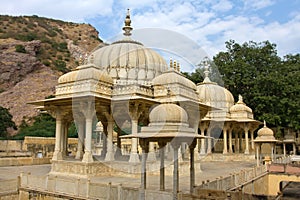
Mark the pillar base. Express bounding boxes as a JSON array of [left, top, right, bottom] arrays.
[[52, 151, 63, 161], [147, 152, 156, 162], [244, 150, 250, 155], [75, 150, 84, 159], [105, 151, 115, 161], [82, 151, 93, 163], [223, 150, 228, 154], [129, 152, 140, 163]]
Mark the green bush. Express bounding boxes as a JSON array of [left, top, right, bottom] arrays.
[[15, 44, 26, 53], [54, 60, 69, 73]]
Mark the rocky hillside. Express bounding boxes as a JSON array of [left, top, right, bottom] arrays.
[[0, 15, 104, 133]]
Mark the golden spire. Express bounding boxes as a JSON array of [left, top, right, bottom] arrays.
[[123, 9, 133, 36]]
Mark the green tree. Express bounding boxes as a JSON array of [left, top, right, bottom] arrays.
[[0, 106, 17, 138], [14, 113, 56, 139], [212, 40, 300, 132]]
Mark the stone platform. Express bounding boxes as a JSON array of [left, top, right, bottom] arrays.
[[50, 159, 202, 178]]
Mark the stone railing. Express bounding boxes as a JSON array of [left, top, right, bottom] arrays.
[[196, 164, 268, 191], [273, 155, 293, 164], [20, 173, 172, 200]]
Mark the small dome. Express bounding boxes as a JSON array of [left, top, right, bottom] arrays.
[[149, 103, 188, 124], [197, 82, 234, 111], [257, 121, 274, 136], [58, 64, 113, 84], [196, 61, 234, 111], [230, 95, 252, 113], [152, 69, 197, 90]]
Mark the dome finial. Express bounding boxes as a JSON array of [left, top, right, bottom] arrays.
[[169, 57, 173, 70], [173, 60, 177, 70], [203, 57, 211, 83], [238, 94, 243, 103], [123, 9, 133, 36]]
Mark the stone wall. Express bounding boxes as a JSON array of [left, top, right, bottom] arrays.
[[0, 157, 51, 167], [0, 140, 24, 152]]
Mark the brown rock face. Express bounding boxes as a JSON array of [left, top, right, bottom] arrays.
[[0, 39, 42, 91], [0, 15, 103, 133]]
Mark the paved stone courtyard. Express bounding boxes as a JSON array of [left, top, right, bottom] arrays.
[[0, 160, 256, 193]]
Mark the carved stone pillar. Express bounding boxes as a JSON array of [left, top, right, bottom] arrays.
[[114, 126, 122, 159], [244, 126, 250, 155], [75, 119, 84, 159], [129, 103, 142, 163], [228, 128, 233, 153], [52, 109, 63, 161], [105, 119, 115, 161], [250, 129, 255, 151], [81, 101, 95, 163], [223, 128, 228, 154], [139, 140, 149, 200], [200, 127, 206, 155], [189, 140, 196, 193], [207, 128, 212, 154], [171, 141, 181, 200], [158, 142, 166, 191]]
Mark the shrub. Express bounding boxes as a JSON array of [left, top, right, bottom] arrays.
[[15, 44, 26, 53]]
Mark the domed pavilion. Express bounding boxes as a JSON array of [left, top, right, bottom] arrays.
[[197, 61, 261, 156], [29, 9, 261, 179]]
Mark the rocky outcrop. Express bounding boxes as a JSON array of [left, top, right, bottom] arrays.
[[0, 15, 104, 132], [0, 39, 42, 91]]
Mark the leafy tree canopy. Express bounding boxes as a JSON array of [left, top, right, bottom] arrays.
[[184, 40, 300, 133], [0, 106, 17, 138]]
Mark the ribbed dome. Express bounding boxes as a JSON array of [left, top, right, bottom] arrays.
[[88, 39, 167, 82], [230, 95, 252, 113], [254, 121, 277, 142], [58, 64, 113, 84], [257, 121, 274, 136], [152, 69, 197, 90], [197, 81, 234, 111], [149, 103, 188, 124], [87, 9, 168, 83]]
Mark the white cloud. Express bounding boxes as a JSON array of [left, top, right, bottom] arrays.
[[212, 0, 233, 12], [0, 0, 113, 22], [0, 0, 299, 63], [243, 0, 275, 10]]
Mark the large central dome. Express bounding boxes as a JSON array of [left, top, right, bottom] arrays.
[[88, 10, 168, 82]]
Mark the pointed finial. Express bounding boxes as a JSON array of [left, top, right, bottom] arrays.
[[264, 120, 266, 127], [238, 94, 243, 102], [84, 53, 88, 64], [122, 9, 133, 36], [169, 57, 173, 70], [173, 60, 177, 70], [79, 54, 84, 65], [177, 62, 180, 72], [203, 57, 211, 82]]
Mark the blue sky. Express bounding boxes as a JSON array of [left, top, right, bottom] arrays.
[[1, 0, 300, 71]]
